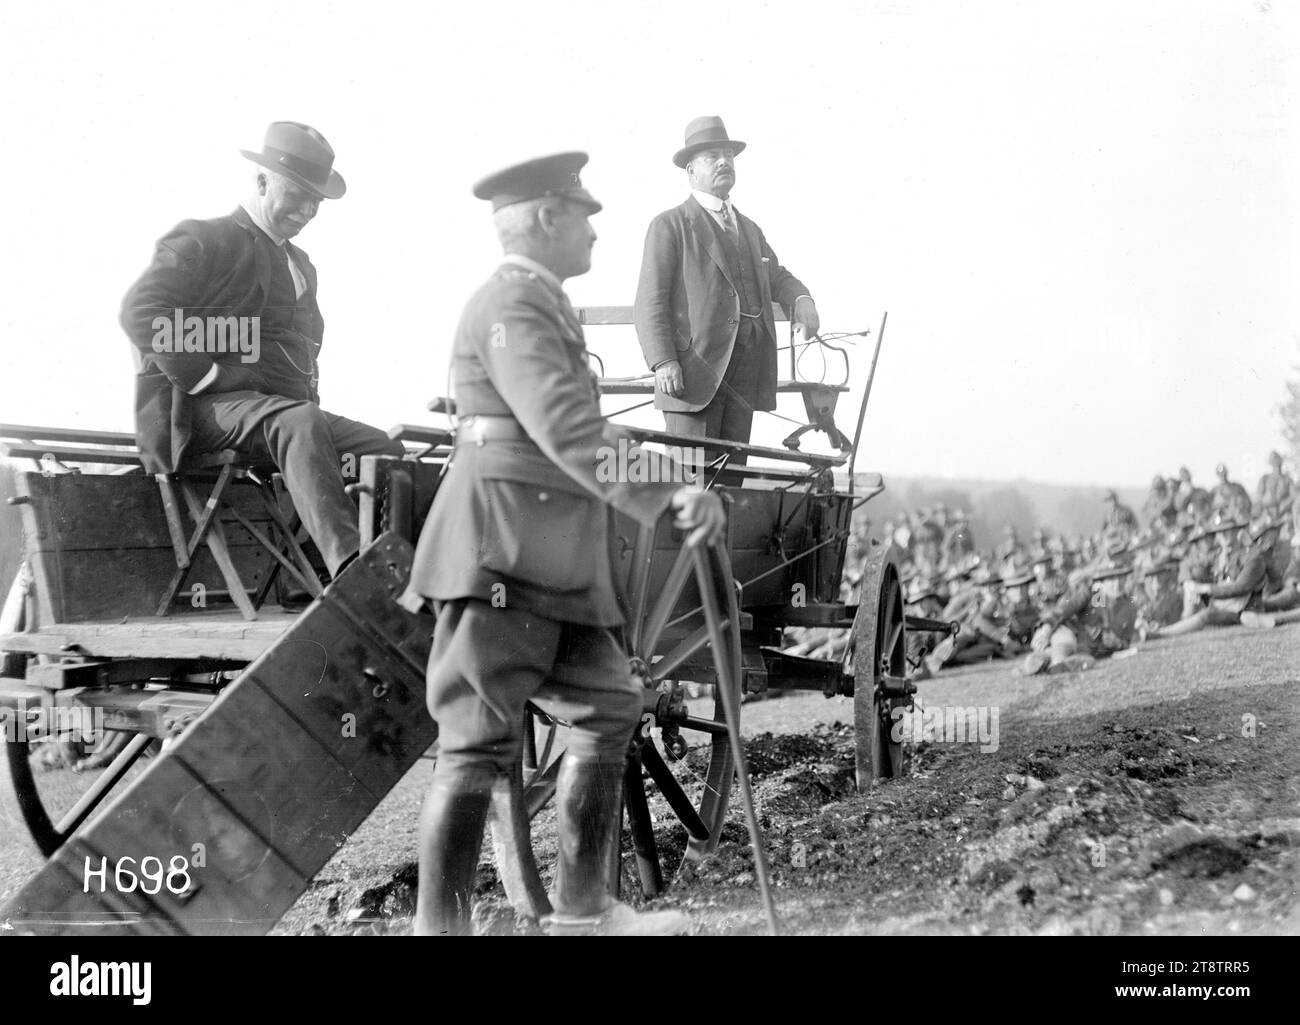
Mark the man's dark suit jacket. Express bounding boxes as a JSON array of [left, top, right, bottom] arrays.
[[633, 195, 809, 414], [120, 207, 324, 474]]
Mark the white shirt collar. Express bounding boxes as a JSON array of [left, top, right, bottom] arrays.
[[503, 252, 565, 296], [691, 188, 733, 215], [241, 199, 288, 247]]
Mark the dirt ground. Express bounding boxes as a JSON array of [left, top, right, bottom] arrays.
[[2, 623, 1297, 936], [269, 622, 1300, 936]]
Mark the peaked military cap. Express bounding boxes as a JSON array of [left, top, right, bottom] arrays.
[[1092, 563, 1132, 582], [472, 151, 602, 213]]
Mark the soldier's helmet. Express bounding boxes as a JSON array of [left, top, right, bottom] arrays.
[[916, 520, 943, 544]]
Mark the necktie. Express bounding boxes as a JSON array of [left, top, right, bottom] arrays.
[[717, 202, 739, 241]]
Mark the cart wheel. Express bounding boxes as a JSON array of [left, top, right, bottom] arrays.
[[620, 538, 741, 897], [848, 544, 908, 788], [0, 566, 157, 857]]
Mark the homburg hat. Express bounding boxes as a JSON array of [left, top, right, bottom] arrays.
[[674, 116, 747, 168]]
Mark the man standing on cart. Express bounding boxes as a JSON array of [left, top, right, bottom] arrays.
[[633, 116, 820, 450], [406, 153, 725, 936]]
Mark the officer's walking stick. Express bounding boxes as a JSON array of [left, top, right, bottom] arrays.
[[690, 539, 780, 936]]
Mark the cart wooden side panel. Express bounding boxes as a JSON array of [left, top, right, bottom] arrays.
[[13, 471, 283, 624], [0, 533, 435, 935]]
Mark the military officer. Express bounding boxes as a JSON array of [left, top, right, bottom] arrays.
[[406, 153, 725, 937]]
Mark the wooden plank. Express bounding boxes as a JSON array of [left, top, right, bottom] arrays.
[[576, 303, 789, 325], [0, 534, 436, 935], [0, 442, 143, 465], [597, 378, 849, 395], [0, 610, 299, 660], [17, 471, 281, 622], [19, 472, 277, 552], [0, 424, 139, 448], [615, 426, 846, 468]]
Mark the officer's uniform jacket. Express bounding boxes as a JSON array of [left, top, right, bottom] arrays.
[[410, 262, 679, 627]]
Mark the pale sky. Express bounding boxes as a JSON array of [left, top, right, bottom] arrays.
[[1, 0, 1295, 490]]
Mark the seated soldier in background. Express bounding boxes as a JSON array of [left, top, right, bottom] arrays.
[[1002, 569, 1042, 655], [1210, 463, 1252, 522], [1136, 556, 1185, 637], [1143, 475, 1177, 528], [1101, 490, 1139, 551], [1023, 564, 1135, 675], [904, 578, 947, 680], [1255, 450, 1293, 521], [1030, 551, 1063, 606], [943, 509, 976, 566], [1148, 519, 1283, 637], [926, 568, 1009, 672]]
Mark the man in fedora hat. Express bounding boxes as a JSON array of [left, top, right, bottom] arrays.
[[634, 116, 820, 452], [404, 152, 725, 937], [120, 121, 403, 580]]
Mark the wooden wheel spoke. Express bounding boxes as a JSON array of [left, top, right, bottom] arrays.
[[623, 524, 658, 653], [639, 546, 695, 659], [648, 624, 712, 683], [884, 619, 904, 663], [640, 743, 710, 841], [51, 732, 153, 837]]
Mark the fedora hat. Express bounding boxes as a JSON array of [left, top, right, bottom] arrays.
[[241, 121, 346, 200], [673, 116, 747, 168]]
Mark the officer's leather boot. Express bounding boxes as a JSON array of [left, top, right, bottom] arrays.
[[545, 755, 689, 937], [414, 767, 494, 936]]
